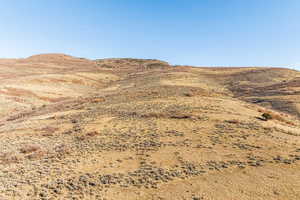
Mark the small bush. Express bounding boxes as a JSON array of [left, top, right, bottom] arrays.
[[258, 110, 295, 125], [183, 92, 193, 97], [262, 113, 273, 120]]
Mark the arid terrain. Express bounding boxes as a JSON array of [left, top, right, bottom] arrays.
[[0, 54, 299, 200]]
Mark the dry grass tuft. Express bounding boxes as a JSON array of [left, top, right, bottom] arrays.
[[0, 153, 20, 164], [76, 131, 100, 141], [225, 119, 240, 124], [20, 145, 41, 154], [141, 112, 192, 119], [141, 112, 167, 118], [91, 97, 105, 103], [38, 126, 59, 136], [25, 150, 46, 160], [54, 144, 70, 155], [86, 131, 100, 137]]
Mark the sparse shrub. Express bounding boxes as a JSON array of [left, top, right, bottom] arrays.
[[257, 108, 294, 125], [99, 63, 114, 68], [144, 62, 169, 69], [141, 112, 192, 119], [86, 131, 99, 137], [225, 119, 240, 124], [183, 92, 193, 97], [75, 135, 86, 141], [54, 144, 70, 155], [25, 150, 45, 160], [39, 126, 59, 137], [0, 153, 20, 164], [141, 112, 167, 118], [71, 119, 78, 123], [20, 145, 40, 154], [91, 98, 105, 103], [262, 113, 273, 120], [285, 121, 296, 126], [170, 114, 191, 119], [75, 131, 100, 141]]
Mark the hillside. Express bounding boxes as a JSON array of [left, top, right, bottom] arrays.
[[0, 54, 299, 200]]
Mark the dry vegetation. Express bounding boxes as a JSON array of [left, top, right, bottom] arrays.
[[0, 54, 299, 200]]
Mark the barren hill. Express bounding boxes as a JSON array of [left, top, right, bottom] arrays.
[[0, 54, 299, 200]]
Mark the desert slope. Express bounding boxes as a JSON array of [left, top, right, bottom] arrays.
[[0, 54, 299, 200]]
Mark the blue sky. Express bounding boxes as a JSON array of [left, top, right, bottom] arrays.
[[0, 0, 299, 69]]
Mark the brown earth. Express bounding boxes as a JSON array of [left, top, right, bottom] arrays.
[[0, 54, 299, 200]]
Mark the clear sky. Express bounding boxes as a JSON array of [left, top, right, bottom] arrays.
[[0, 0, 299, 69]]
